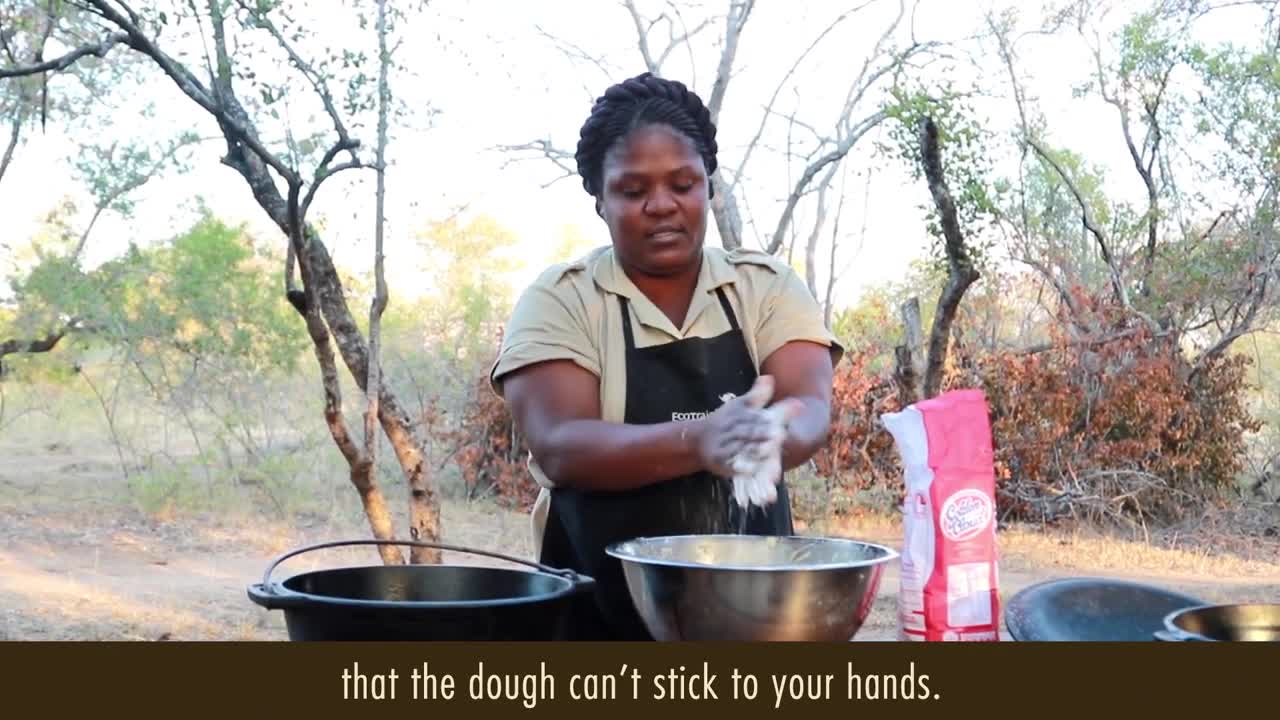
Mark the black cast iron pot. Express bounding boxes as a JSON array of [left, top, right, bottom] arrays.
[[247, 539, 595, 641], [1003, 577, 1208, 641]]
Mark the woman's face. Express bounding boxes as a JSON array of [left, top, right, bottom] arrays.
[[598, 124, 709, 277]]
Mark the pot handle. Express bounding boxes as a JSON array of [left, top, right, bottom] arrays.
[[254, 539, 590, 596], [247, 580, 313, 610]]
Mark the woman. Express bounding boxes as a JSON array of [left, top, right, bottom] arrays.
[[489, 72, 843, 640]]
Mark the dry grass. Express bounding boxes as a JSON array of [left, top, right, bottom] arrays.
[[1, 494, 1276, 642], [0, 495, 543, 641], [814, 506, 1280, 580], [1, 418, 1277, 642]]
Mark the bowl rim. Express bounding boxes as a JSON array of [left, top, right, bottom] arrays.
[[604, 533, 900, 572], [1161, 601, 1280, 641]]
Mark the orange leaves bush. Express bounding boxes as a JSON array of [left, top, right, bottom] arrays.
[[969, 319, 1259, 524], [428, 372, 536, 510], [811, 348, 904, 508], [447, 310, 1258, 527], [813, 308, 1258, 526]]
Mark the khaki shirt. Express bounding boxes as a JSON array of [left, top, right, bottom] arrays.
[[488, 244, 844, 557]]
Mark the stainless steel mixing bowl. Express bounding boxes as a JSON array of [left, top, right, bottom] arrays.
[[605, 534, 898, 641], [1158, 603, 1280, 641]]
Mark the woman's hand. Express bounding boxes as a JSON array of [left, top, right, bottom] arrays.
[[694, 375, 803, 479], [761, 341, 837, 472]]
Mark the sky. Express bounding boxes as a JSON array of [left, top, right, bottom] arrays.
[[0, 0, 1263, 314]]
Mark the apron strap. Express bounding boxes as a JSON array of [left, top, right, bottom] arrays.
[[618, 296, 637, 351], [714, 287, 740, 331]]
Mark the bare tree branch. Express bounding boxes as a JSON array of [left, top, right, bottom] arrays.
[[837, 0, 913, 133], [1025, 136, 1131, 309], [700, 0, 756, 251], [762, 105, 831, 146], [494, 138, 580, 192], [822, 163, 850, 326], [534, 24, 614, 80], [1085, 27, 1168, 295], [622, 0, 660, 73], [0, 7, 19, 64], [315, 137, 361, 176], [655, 15, 712, 70], [1190, 198, 1280, 377], [0, 113, 20, 186], [1196, 209, 1232, 245], [363, 0, 393, 560], [1016, 252, 1082, 319], [0, 31, 126, 77], [185, 0, 220, 98], [762, 3, 924, 256], [84, 0, 300, 185], [706, 0, 753, 122], [1018, 326, 1151, 355], [826, 165, 869, 323], [767, 109, 887, 254], [726, 2, 869, 195], [663, 0, 703, 87], [234, 0, 359, 162], [301, 158, 365, 219], [72, 135, 203, 260], [534, 23, 617, 102], [1190, 290, 1266, 375], [804, 163, 839, 299], [0, 327, 69, 358]]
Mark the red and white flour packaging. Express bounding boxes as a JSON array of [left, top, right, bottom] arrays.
[[881, 389, 1000, 642]]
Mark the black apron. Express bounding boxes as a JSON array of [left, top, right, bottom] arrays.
[[539, 287, 794, 640]]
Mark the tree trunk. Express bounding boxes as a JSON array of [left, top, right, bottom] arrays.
[[894, 298, 924, 406], [804, 165, 838, 299], [205, 57, 441, 562], [227, 141, 443, 562], [891, 118, 982, 405], [711, 173, 743, 250], [919, 116, 979, 399]]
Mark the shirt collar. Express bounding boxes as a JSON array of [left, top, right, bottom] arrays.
[[592, 245, 738, 338]]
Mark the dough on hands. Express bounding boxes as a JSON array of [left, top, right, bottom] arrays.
[[731, 404, 787, 510]]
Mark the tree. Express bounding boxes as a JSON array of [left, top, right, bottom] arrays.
[[502, 0, 941, 320], [987, 1, 1279, 370], [0, 0, 443, 564], [888, 114, 984, 403], [951, 0, 1280, 522], [0, 129, 200, 379]]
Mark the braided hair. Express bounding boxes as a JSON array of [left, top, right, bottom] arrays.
[[574, 72, 719, 201]]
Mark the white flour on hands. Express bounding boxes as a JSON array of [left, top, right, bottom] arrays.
[[730, 404, 788, 509]]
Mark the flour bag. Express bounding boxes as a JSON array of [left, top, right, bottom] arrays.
[[881, 389, 1000, 642]]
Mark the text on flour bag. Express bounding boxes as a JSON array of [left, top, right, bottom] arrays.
[[881, 389, 1000, 642]]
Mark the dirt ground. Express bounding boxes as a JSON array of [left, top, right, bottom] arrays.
[[1, 437, 1277, 642]]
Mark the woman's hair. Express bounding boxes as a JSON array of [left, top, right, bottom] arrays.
[[574, 72, 719, 200]]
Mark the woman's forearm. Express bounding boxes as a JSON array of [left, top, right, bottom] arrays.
[[780, 396, 832, 471], [533, 418, 710, 491], [533, 398, 831, 491]]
